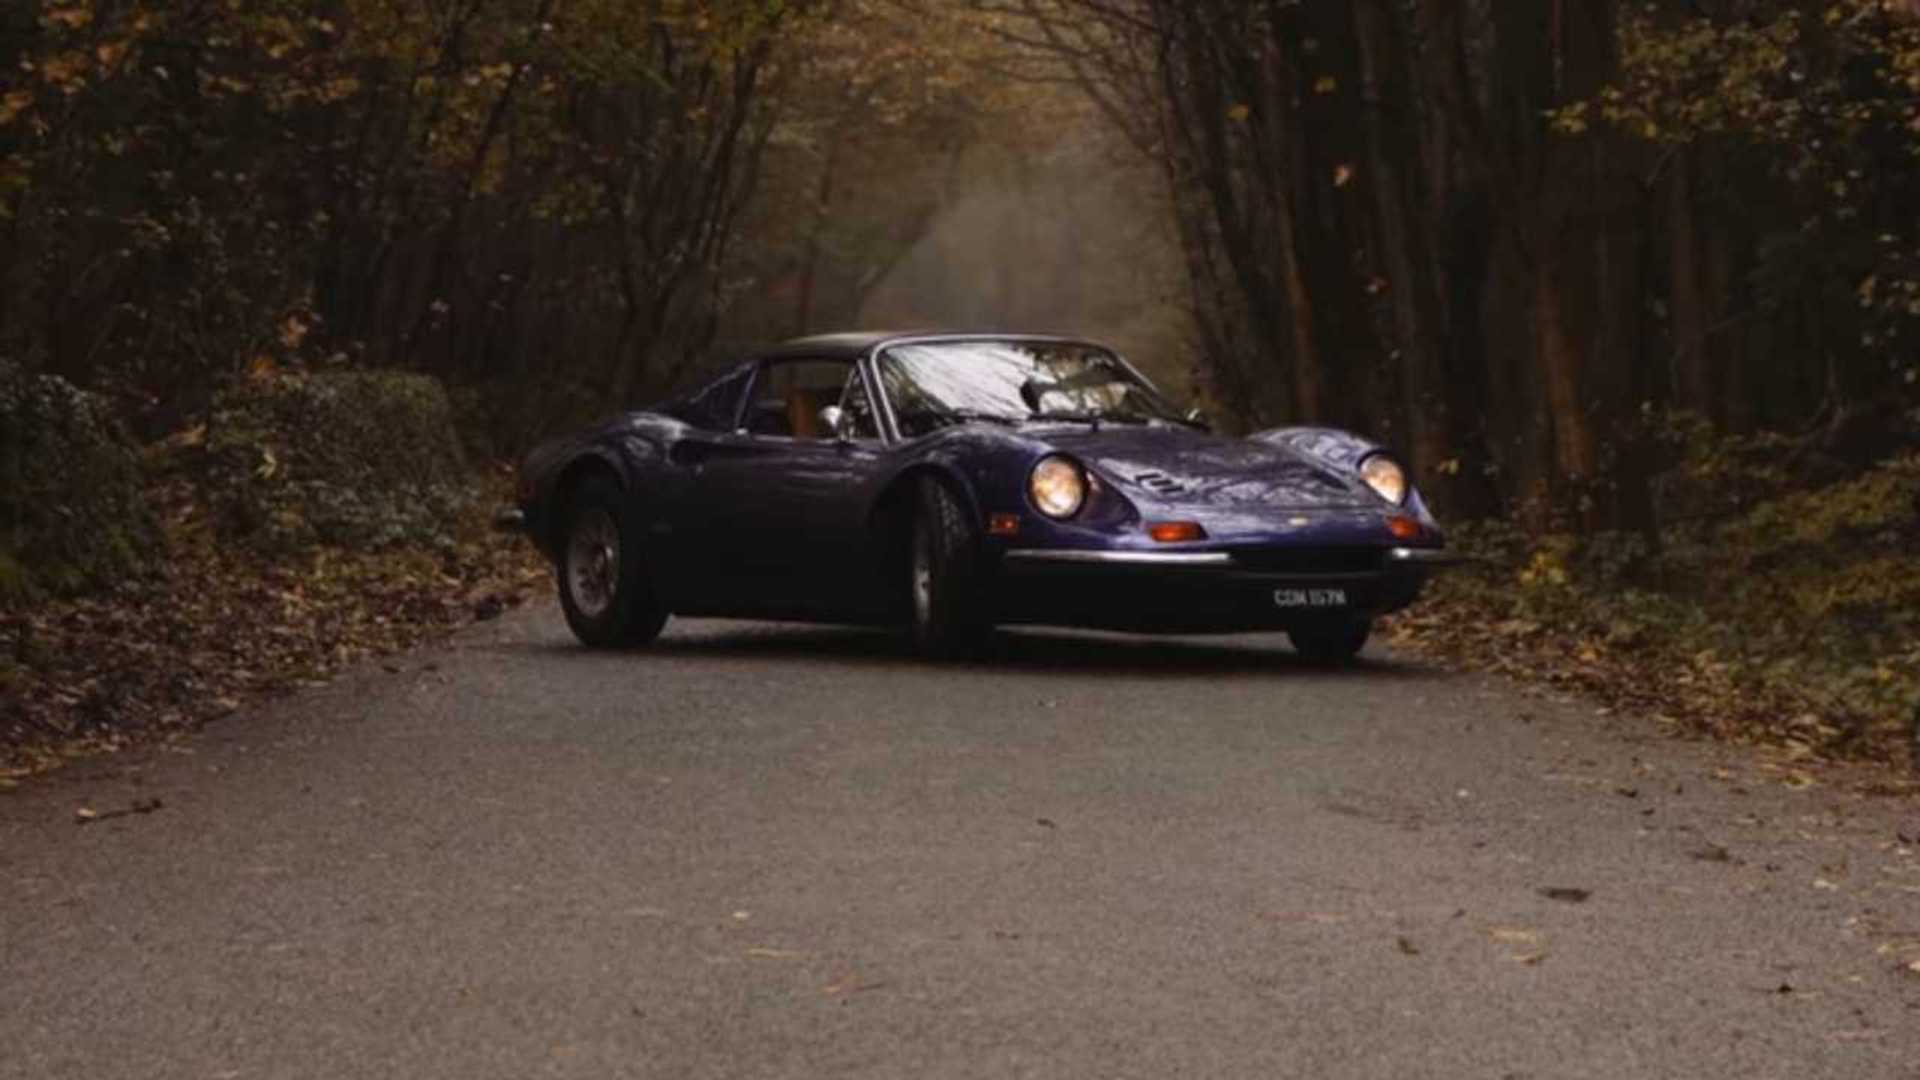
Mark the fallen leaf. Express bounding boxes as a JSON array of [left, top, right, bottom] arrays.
[[823, 973, 887, 997], [1395, 936, 1420, 956], [1538, 887, 1592, 904], [1258, 911, 1348, 925]]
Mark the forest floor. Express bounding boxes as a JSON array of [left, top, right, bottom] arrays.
[[0, 470, 548, 785], [1387, 549, 1919, 790]]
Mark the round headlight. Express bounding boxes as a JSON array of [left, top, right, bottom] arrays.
[[1029, 456, 1087, 519], [1360, 455, 1408, 505]]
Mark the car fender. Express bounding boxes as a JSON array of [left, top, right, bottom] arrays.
[[1251, 425, 1440, 528], [867, 427, 1052, 537], [1249, 426, 1387, 471], [528, 415, 682, 556]]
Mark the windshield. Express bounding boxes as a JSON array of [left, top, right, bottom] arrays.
[[877, 340, 1185, 437]]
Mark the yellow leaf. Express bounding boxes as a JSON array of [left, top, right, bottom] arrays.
[[0, 90, 32, 127], [1314, 76, 1337, 94], [43, 7, 92, 30], [1226, 103, 1251, 123]]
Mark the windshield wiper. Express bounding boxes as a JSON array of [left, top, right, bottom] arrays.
[[940, 408, 1021, 427], [1024, 411, 1153, 429]]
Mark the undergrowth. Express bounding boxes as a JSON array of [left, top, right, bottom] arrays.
[[1395, 450, 1920, 766]]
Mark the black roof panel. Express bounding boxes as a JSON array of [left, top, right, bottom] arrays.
[[762, 330, 1099, 361]]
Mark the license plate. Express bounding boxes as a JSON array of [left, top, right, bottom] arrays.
[[1273, 588, 1348, 609]]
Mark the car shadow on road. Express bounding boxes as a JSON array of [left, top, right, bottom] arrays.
[[497, 622, 1440, 680]]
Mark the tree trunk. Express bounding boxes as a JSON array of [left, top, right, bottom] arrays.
[[1669, 148, 1714, 420], [1352, 0, 1451, 494]]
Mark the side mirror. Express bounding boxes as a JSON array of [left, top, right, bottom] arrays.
[[818, 404, 854, 443], [1184, 407, 1212, 431]]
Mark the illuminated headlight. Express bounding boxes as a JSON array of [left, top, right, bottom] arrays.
[[1029, 455, 1087, 519], [1360, 455, 1408, 505]]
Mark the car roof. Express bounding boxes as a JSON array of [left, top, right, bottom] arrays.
[[761, 331, 1101, 362]]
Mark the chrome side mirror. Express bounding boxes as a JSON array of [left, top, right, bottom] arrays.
[[818, 404, 854, 443], [1184, 407, 1212, 430]]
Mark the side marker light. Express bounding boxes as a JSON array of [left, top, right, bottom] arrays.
[[1148, 521, 1207, 544]]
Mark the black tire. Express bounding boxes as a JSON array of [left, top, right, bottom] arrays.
[[909, 478, 992, 658], [1288, 616, 1372, 665], [555, 475, 669, 648]]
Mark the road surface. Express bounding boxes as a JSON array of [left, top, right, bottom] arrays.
[[5, 605, 1919, 1078]]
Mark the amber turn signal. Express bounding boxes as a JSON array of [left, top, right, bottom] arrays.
[[988, 513, 1021, 537], [1387, 515, 1422, 542], [1147, 521, 1207, 544]]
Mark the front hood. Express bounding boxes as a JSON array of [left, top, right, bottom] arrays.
[[1037, 425, 1371, 509]]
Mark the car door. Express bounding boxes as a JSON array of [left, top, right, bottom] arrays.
[[644, 364, 754, 607], [684, 358, 890, 619]]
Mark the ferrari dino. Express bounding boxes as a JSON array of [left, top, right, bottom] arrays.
[[500, 332, 1457, 661]]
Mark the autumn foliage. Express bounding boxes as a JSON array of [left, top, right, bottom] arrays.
[[1, 0, 1917, 767]]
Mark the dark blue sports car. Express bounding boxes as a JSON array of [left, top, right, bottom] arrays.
[[501, 332, 1457, 661]]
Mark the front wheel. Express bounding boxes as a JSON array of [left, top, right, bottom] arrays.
[[909, 479, 992, 658], [1288, 616, 1372, 665], [556, 476, 669, 648]]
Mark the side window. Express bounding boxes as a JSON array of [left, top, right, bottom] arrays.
[[669, 367, 752, 432], [743, 359, 856, 440], [840, 368, 882, 441]]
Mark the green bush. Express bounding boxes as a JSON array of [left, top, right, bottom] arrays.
[[206, 370, 473, 552], [0, 361, 160, 605]]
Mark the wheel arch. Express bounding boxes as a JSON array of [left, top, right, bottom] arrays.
[[541, 451, 628, 555], [871, 462, 980, 537], [866, 462, 982, 602]]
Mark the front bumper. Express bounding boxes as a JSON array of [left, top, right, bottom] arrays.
[[992, 545, 1458, 634]]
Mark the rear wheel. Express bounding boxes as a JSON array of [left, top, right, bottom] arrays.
[[1288, 616, 1372, 665], [556, 476, 669, 648], [909, 479, 992, 658]]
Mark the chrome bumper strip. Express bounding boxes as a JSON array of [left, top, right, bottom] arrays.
[[1388, 547, 1465, 565], [1007, 547, 1462, 569], [1004, 549, 1235, 567]]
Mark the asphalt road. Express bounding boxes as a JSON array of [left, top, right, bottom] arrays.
[[5, 603, 1919, 1079]]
